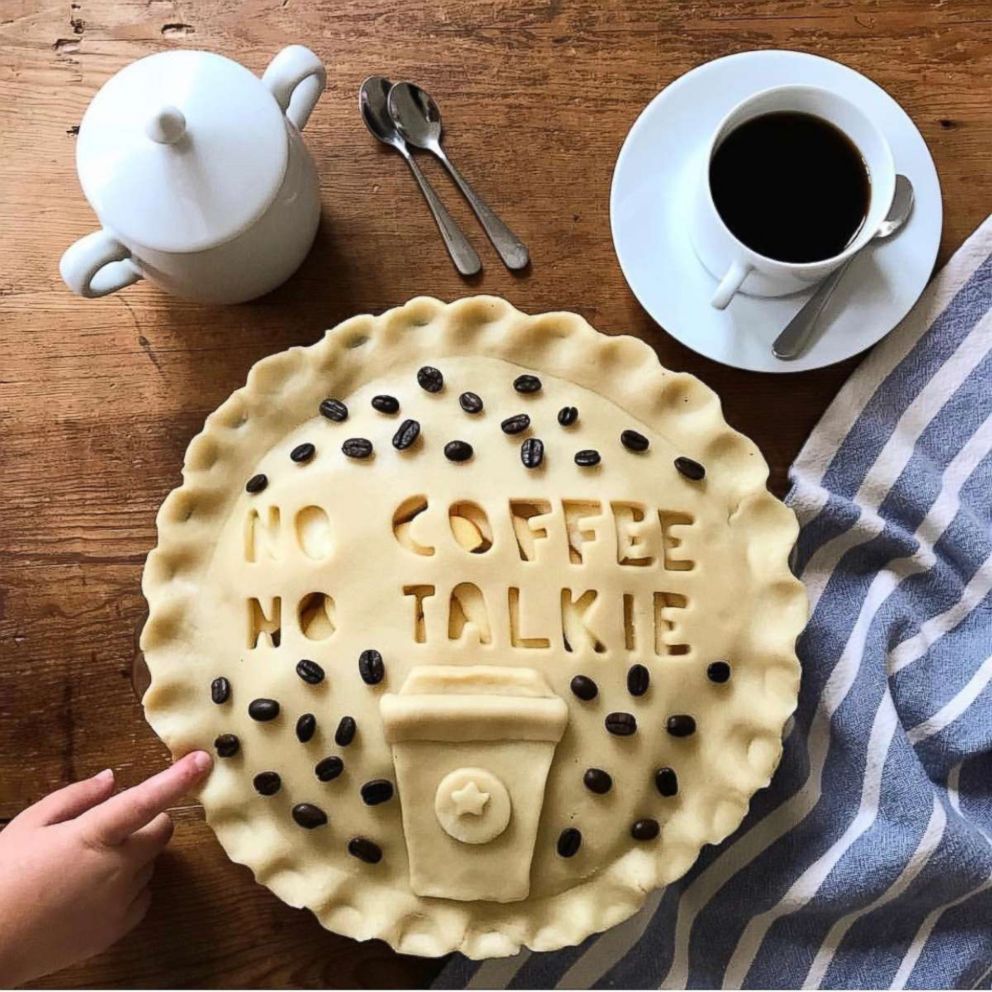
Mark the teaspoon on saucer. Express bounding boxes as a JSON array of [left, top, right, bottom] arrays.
[[772, 174, 915, 361], [387, 82, 530, 271], [359, 76, 481, 277]]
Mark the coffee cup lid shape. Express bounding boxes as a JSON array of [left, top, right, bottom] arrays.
[[381, 665, 569, 744]]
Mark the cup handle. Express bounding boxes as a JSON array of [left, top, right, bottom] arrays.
[[262, 45, 326, 132], [60, 230, 143, 298], [711, 259, 752, 310]]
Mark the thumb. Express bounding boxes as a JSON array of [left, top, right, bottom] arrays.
[[16, 769, 116, 827]]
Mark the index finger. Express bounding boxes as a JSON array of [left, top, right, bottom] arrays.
[[80, 751, 212, 846]]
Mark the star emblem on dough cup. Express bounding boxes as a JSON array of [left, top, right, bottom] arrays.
[[451, 780, 491, 817]]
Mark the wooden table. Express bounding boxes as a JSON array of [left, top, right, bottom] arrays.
[[1, 0, 990, 986]]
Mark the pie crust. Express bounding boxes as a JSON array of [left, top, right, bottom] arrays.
[[141, 296, 806, 958]]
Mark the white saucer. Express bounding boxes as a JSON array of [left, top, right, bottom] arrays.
[[610, 50, 942, 373]]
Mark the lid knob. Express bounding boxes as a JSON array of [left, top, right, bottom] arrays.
[[146, 106, 187, 145]]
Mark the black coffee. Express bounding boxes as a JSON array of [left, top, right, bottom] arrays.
[[709, 111, 870, 264]]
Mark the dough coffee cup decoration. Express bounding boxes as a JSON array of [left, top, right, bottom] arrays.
[[381, 666, 568, 902]]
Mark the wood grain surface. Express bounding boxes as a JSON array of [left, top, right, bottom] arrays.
[[1, 0, 990, 986]]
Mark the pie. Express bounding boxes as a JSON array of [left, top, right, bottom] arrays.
[[141, 296, 806, 958]]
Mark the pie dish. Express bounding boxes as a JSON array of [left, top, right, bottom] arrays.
[[141, 295, 806, 958]]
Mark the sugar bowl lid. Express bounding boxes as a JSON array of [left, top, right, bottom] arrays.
[[76, 50, 289, 254]]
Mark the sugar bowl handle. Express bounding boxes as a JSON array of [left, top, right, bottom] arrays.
[[60, 230, 143, 298], [262, 45, 326, 131]]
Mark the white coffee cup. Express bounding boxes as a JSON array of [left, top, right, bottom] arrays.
[[691, 84, 895, 310]]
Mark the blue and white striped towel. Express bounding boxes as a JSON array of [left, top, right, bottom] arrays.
[[436, 215, 992, 990]]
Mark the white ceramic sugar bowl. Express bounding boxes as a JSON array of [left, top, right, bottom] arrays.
[[60, 46, 325, 304]]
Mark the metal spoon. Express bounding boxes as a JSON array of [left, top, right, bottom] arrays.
[[772, 175, 915, 361], [387, 82, 530, 271], [359, 76, 481, 277]]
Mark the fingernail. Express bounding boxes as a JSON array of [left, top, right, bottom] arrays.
[[189, 750, 212, 774], [95, 768, 114, 783]]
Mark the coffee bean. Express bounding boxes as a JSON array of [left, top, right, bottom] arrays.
[[501, 413, 530, 435], [570, 675, 598, 701], [459, 391, 483, 414], [621, 429, 649, 453], [361, 779, 394, 805], [296, 713, 316, 743], [666, 714, 696, 737], [557, 406, 578, 426], [335, 715, 356, 746], [513, 374, 542, 394], [575, 449, 601, 467], [627, 663, 650, 697], [296, 659, 325, 685], [631, 818, 660, 841], [315, 756, 344, 782], [605, 711, 637, 736], [655, 767, 679, 797], [292, 803, 327, 829], [348, 836, 382, 863], [392, 419, 421, 450], [417, 366, 444, 393], [521, 437, 544, 469], [707, 661, 732, 683], [245, 473, 267, 494], [210, 676, 230, 704], [342, 437, 373, 459], [253, 771, 281, 795], [371, 395, 399, 414], [583, 768, 613, 794], [319, 398, 348, 422], [358, 649, 385, 685], [444, 440, 473, 462], [214, 733, 240, 757], [291, 442, 315, 463], [248, 698, 279, 722], [557, 827, 582, 857], [675, 456, 706, 481]]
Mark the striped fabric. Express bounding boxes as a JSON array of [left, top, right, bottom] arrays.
[[435, 215, 992, 990]]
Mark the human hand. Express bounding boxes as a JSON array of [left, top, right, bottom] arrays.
[[0, 751, 212, 987]]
